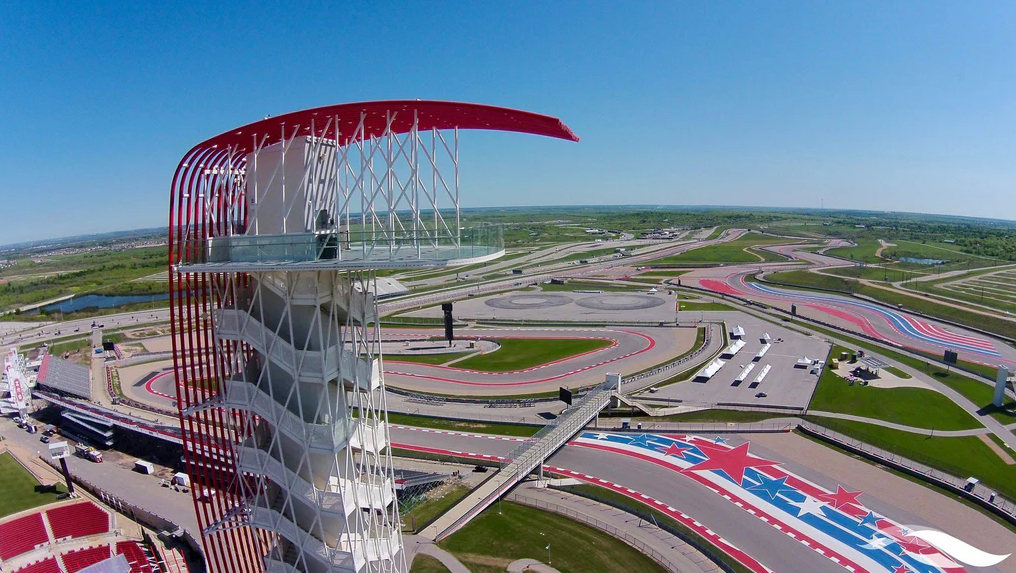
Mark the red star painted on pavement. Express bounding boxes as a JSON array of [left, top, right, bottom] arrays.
[[683, 442, 780, 484], [894, 565, 909, 573], [818, 485, 863, 509], [661, 442, 693, 459], [898, 537, 936, 555]]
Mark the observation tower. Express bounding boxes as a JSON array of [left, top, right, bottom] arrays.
[[168, 101, 577, 573]]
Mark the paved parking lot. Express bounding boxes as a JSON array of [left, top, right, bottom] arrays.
[[643, 311, 830, 410]]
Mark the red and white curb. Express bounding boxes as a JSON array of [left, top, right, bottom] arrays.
[[390, 424, 530, 442]]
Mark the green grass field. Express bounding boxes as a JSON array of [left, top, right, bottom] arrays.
[[409, 555, 451, 573], [649, 234, 796, 265], [386, 412, 540, 437], [453, 337, 613, 372], [678, 302, 733, 311], [538, 281, 643, 292], [439, 501, 667, 573], [403, 484, 471, 533], [0, 246, 168, 313], [885, 366, 912, 379], [826, 239, 883, 263], [384, 352, 471, 366], [793, 322, 1016, 423], [808, 346, 981, 430], [806, 418, 1016, 500], [824, 265, 924, 282], [0, 452, 67, 518]]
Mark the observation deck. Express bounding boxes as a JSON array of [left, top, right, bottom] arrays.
[[176, 225, 503, 273]]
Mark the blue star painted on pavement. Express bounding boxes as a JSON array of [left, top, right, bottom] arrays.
[[746, 474, 795, 500], [859, 511, 882, 528], [713, 436, 728, 444]]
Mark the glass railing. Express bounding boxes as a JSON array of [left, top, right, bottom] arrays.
[[198, 225, 503, 268]]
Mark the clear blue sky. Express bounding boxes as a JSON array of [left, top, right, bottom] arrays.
[[1, 2, 1013, 245]]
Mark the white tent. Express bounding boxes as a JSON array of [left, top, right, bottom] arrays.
[[695, 358, 726, 380]]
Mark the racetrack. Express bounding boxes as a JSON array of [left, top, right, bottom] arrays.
[[686, 268, 1016, 369], [389, 424, 1015, 573], [383, 326, 697, 396]]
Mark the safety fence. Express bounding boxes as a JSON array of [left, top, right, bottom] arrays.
[[620, 324, 717, 390], [799, 421, 1016, 525], [599, 418, 796, 434], [507, 493, 687, 573], [116, 351, 174, 368]]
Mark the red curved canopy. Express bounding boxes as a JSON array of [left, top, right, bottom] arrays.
[[195, 100, 578, 153]]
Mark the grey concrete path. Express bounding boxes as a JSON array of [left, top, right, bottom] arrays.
[[805, 410, 992, 436], [405, 535, 473, 573], [515, 484, 721, 573]]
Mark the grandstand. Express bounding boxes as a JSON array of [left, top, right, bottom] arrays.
[[61, 547, 112, 573], [0, 513, 49, 560], [0, 500, 165, 573], [36, 355, 91, 400], [15, 558, 61, 573], [47, 502, 112, 540], [115, 542, 154, 573]]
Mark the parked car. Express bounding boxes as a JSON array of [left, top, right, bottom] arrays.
[[755, 392, 767, 398]]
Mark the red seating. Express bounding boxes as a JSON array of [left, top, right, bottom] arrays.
[[14, 558, 61, 573], [60, 546, 111, 573], [0, 512, 49, 559], [46, 502, 110, 540], [116, 541, 153, 573]]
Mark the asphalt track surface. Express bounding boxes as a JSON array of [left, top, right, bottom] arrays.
[[381, 326, 694, 396], [120, 325, 690, 405], [687, 269, 1016, 369], [389, 425, 1012, 573]]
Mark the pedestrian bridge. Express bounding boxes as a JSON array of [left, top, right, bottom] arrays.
[[419, 375, 619, 541]]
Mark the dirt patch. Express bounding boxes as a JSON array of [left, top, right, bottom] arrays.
[[978, 434, 1016, 465], [456, 553, 513, 569]]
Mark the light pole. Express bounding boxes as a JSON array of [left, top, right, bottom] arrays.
[[546, 544, 551, 565]]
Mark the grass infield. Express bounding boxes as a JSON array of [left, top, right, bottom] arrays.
[[439, 501, 667, 573], [808, 345, 982, 431], [452, 337, 613, 372]]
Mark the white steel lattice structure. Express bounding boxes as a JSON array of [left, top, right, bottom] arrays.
[[168, 101, 577, 573]]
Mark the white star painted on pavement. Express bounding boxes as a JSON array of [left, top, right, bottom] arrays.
[[789, 495, 827, 517], [858, 534, 893, 551], [590, 433, 612, 440]]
